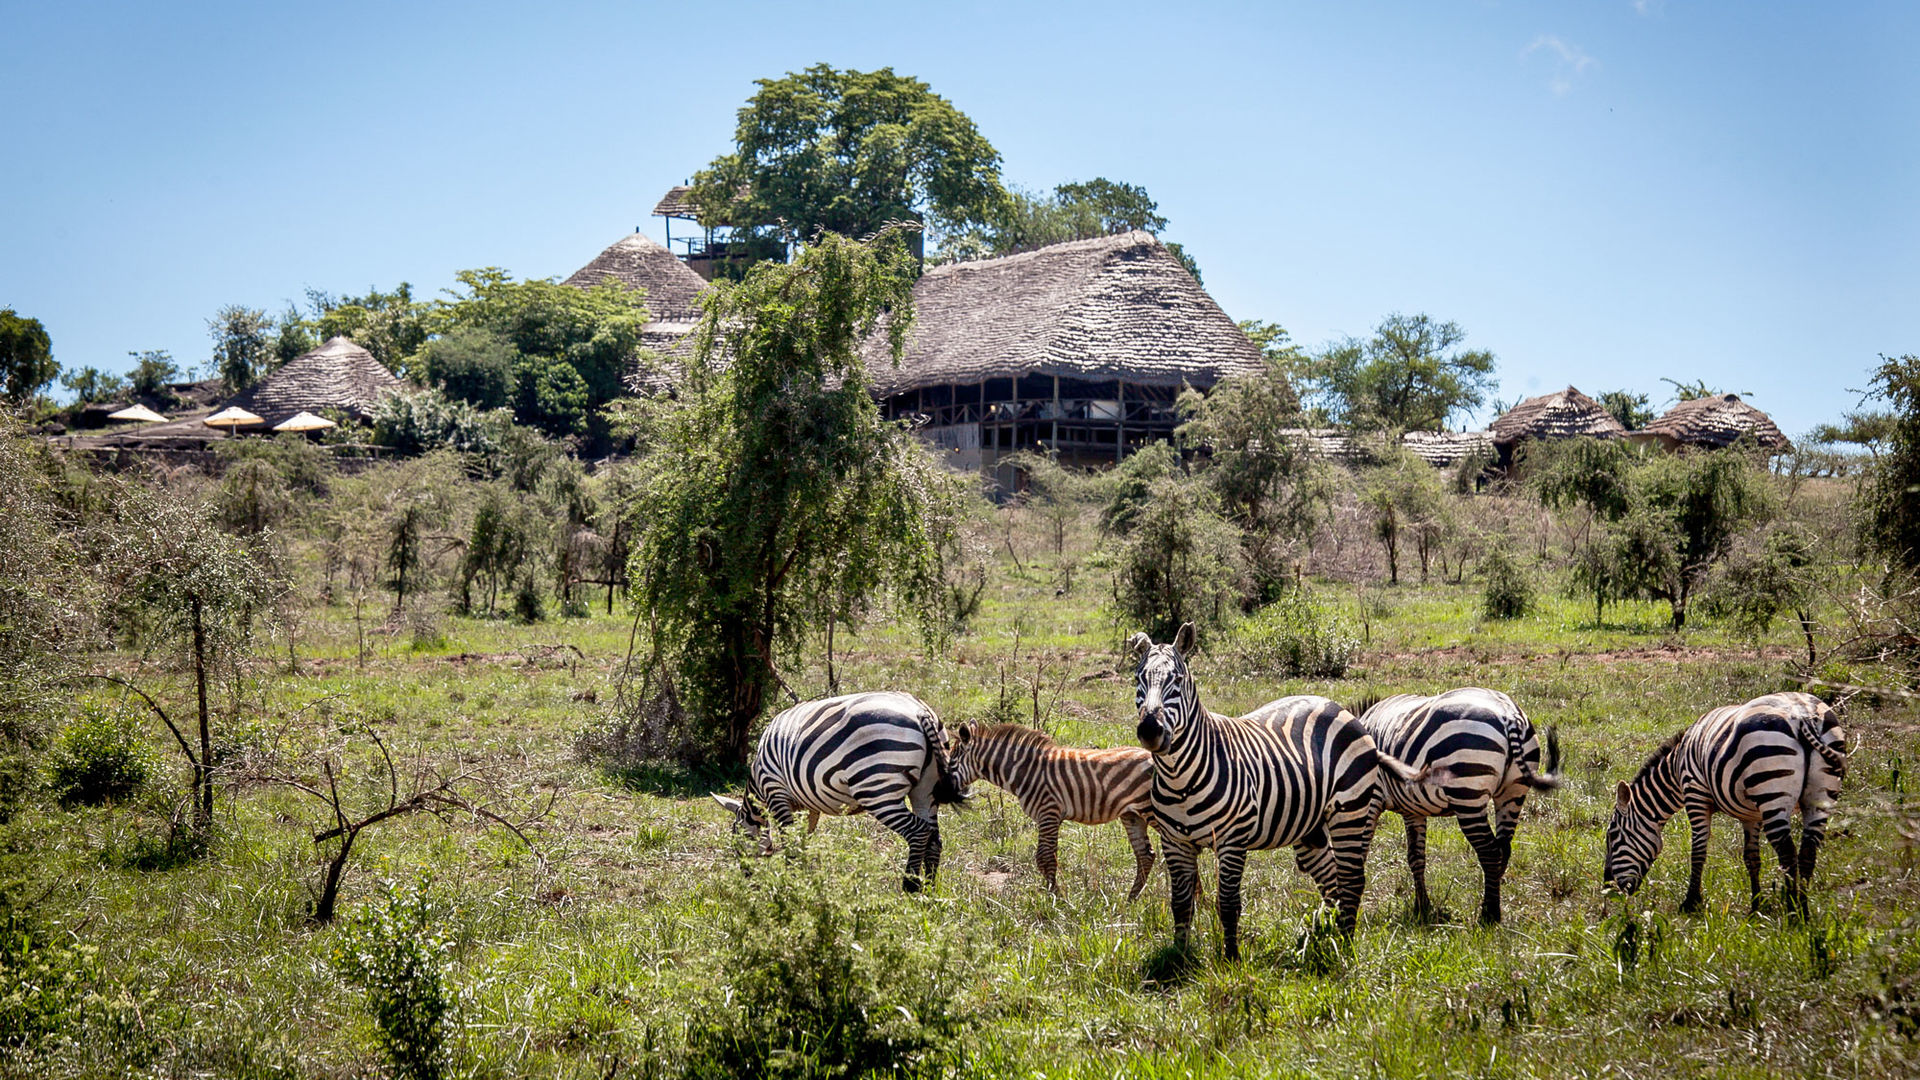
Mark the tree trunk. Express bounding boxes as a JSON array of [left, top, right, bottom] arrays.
[[312, 827, 358, 924], [192, 595, 212, 828]]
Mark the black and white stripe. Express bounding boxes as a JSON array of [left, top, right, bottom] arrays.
[[1357, 688, 1561, 924], [1130, 623, 1424, 958], [1606, 691, 1847, 912], [713, 691, 963, 892]]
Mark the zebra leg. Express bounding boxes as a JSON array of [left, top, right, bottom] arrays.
[[1681, 793, 1714, 914], [913, 787, 943, 890], [1163, 837, 1201, 951], [870, 802, 935, 894], [1216, 845, 1249, 961], [1741, 822, 1764, 911], [1456, 811, 1506, 925], [1760, 807, 1802, 917], [1121, 812, 1156, 903], [806, 809, 821, 835], [1294, 827, 1341, 907], [1797, 786, 1834, 898], [1326, 800, 1380, 937], [1404, 816, 1432, 920], [1035, 811, 1063, 896]]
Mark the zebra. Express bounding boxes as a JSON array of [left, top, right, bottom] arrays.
[[1356, 688, 1562, 924], [1129, 623, 1428, 958], [711, 691, 965, 893], [948, 721, 1158, 900], [1606, 691, 1847, 914]]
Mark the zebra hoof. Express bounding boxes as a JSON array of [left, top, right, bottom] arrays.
[[902, 876, 922, 894]]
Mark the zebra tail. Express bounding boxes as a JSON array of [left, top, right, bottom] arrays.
[[1376, 749, 1435, 785], [1517, 724, 1565, 791], [1797, 714, 1849, 776]]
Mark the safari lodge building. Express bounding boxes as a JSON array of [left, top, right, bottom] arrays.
[[859, 231, 1264, 473]]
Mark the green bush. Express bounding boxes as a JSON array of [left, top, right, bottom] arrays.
[[1479, 546, 1534, 621], [43, 706, 156, 808], [1224, 589, 1358, 678], [332, 878, 457, 1080], [682, 855, 968, 1080]]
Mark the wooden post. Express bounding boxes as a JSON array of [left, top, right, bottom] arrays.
[[1116, 378, 1126, 463], [1051, 375, 1060, 453]]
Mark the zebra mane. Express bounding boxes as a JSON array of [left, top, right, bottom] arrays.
[[1348, 693, 1384, 718], [968, 723, 1057, 749], [1629, 730, 1688, 785]]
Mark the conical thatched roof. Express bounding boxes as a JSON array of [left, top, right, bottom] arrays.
[[653, 185, 698, 219], [563, 232, 711, 325], [1638, 393, 1790, 451], [864, 232, 1264, 396], [1488, 386, 1627, 446], [223, 337, 402, 426]]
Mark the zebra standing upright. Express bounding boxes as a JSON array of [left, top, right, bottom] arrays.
[[712, 691, 964, 892], [948, 722, 1158, 900], [1130, 623, 1427, 958], [1606, 691, 1847, 913], [1357, 688, 1562, 924]]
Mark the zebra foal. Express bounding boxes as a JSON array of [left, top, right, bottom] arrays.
[[948, 722, 1157, 900], [1606, 691, 1847, 913], [1356, 688, 1561, 924], [712, 691, 964, 893], [1130, 623, 1427, 958]]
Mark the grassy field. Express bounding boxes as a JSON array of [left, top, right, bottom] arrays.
[[9, 519, 1920, 1079]]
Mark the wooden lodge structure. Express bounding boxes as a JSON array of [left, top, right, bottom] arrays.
[[862, 231, 1264, 473], [223, 336, 403, 427], [1630, 393, 1790, 452], [564, 232, 713, 353]]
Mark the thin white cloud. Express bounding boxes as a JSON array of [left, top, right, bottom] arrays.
[[1632, 0, 1664, 16], [1524, 34, 1598, 95]]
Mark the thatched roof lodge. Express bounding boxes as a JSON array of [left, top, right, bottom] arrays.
[[563, 232, 712, 349], [866, 231, 1264, 470], [1486, 386, 1626, 468], [1631, 393, 1790, 452], [224, 336, 402, 427]]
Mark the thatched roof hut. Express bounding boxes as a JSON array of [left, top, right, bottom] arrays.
[[223, 336, 403, 426], [867, 232, 1263, 469], [1401, 429, 1494, 468], [563, 232, 711, 327], [866, 231, 1261, 396], [652, 185, 699, 220], [1489, 387, 1627, 446], [1633, 393, 1790, 452]]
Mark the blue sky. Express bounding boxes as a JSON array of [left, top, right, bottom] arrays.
[[5, 1, 1915, 434]]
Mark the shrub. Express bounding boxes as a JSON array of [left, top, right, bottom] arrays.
[[682, 854, 968, 1080], [332, 878, 458, 1080], [1479, 546, 1534, 621], [44, 705, 155, 808], [1224, 589, 1358, 678]]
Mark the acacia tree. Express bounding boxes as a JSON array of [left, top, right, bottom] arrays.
[[1178, 325, 1331, 600], [109, 485, 280, 827], [1309, 313, 1498, 432], [1862, 353, 1920, 573], [629, 230, 943, 762], [1533, 439, 1773, 629], [692, 65, 1005, 255]]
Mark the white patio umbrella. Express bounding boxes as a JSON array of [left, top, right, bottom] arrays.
[[202, 406, 264, 434], [107, 404, 169, 424], [273, 411, 337, 433]]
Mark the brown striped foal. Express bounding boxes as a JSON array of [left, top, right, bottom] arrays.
[[949, 722, 1157, 900]]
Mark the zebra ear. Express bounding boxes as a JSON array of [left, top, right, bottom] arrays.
[[955, 723, 971, 745], [1124, 632, 1152, 660], [1614, 781, 1631, 808], [711, 794, 746, 818], [1173, 622, 1197, 657]]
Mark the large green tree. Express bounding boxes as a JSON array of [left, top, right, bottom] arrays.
[[209, 305, 276, 393], [628, 229, 943, 762], [1862, 353, 1920, 573], [429, 270, 652, 440], [0, 308, 56, 406], [944, 177, 1204, 280], [1308, 313, 1498, 432], [309, 284, 431, 372], [692, 65, 1004, 254]]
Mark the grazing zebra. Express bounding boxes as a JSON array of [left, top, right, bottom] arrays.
[[1130, 623, 1428, 958], [948, 721, 1158, 900], [1356, 688, 1562, 924], [1606, 691, 1847, 913], [711, 691, 964, 893]]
